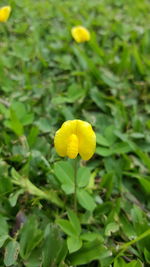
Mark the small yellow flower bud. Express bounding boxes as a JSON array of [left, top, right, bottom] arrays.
[[54, 120, 96, 160], [71, 26, 90, 43]]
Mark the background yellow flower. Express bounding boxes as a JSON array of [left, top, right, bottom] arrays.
[[71, 26, 90, 43], [0, 6, 11, 22]]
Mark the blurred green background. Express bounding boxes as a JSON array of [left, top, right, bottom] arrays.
[[0, 0, 150, 266]]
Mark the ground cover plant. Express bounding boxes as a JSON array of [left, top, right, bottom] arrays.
[[0, 0, 150, 266]]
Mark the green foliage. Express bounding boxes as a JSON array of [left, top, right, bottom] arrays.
[[4, 240, 20, 266], [114, 258, 143, 267], [68, 240, 110, 265], [20, 216, 43, 259], [0, 0, 150, 266], [42, 224, 67, 267]]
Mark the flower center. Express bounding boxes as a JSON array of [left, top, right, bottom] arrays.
[[67, 134, 78, 159]]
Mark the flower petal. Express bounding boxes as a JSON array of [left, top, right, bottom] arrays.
[[54, 120, 77, 157], [67, 134, 78, 159], [77, 120, 96, 160]]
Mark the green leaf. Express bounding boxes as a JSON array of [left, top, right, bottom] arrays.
[[0, 176, 13, 195], [112, 142, 132, 154], [81, 232, 103, 242], [114, 258, 143, 267], [24, 249, 42, 267], [77, 189, 96, 211], [96, 142, 131, 157], [27, 126, 39, 147], [114, 258, 126, 267], [10, 109, 24, 136], [104, 125, 117, 146], [20, 216, 43, 260], [67, 84, 86, 103], [0, 235, 9, 248], [120, 215, 136, 240], [42, 224, 67, 267], [96, 133, 110, 147], [132, 45, 145, 75], [22, 113, 34, 126], [96, 147, 112, 157], [100, 68, 122, 88], [105, 222, 119, 236], [60, 106, 75, 121], [100, 172, 114, 199], [4, 240, 20, 266], [35, 118, 51, 132], [77, 167, 91, 188], [57, 219, 77, 237], [9, 189, 24, 207], [124, 172, 150, 194], [90, 87, 107, 112], [54, 161, 74, 194], [129, 260, 143, 267], [0, 216, 9, 236], [69, 240, 108, 265], [132, 146, 150, 171], [67, 209, 81, 235], [11, 101, 34, 126], [67, 236, 82, 253], [0, 103, 9, 118], [144, 248, 150, 264]]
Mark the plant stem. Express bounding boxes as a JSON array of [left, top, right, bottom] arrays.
[[115, 228, 150, 259], [73, 157, 78, 213]]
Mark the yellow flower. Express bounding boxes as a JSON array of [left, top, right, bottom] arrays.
[[54, 120, 96, 160], [71, 26, 90, 43], [0, 6, 11, 22]]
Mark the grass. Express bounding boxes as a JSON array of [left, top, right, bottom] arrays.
[[0, 0, 150, 266]]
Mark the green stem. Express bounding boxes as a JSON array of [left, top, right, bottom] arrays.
[[73, 157, 78, 213], [116, 228, 150, 259], [11, 168, 63, 207]]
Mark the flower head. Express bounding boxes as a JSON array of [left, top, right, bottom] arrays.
[[54, 120, 96, 160], [0, 6, 11, 22], [71, 26, 90, 43]]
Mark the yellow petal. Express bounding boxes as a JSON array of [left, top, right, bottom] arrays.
[[67, 134, 78, 159], [0, 6, 11, 22], [71, 26, 90, 43], [77, 120, 96, 160], [54, 120, 77, 157]]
